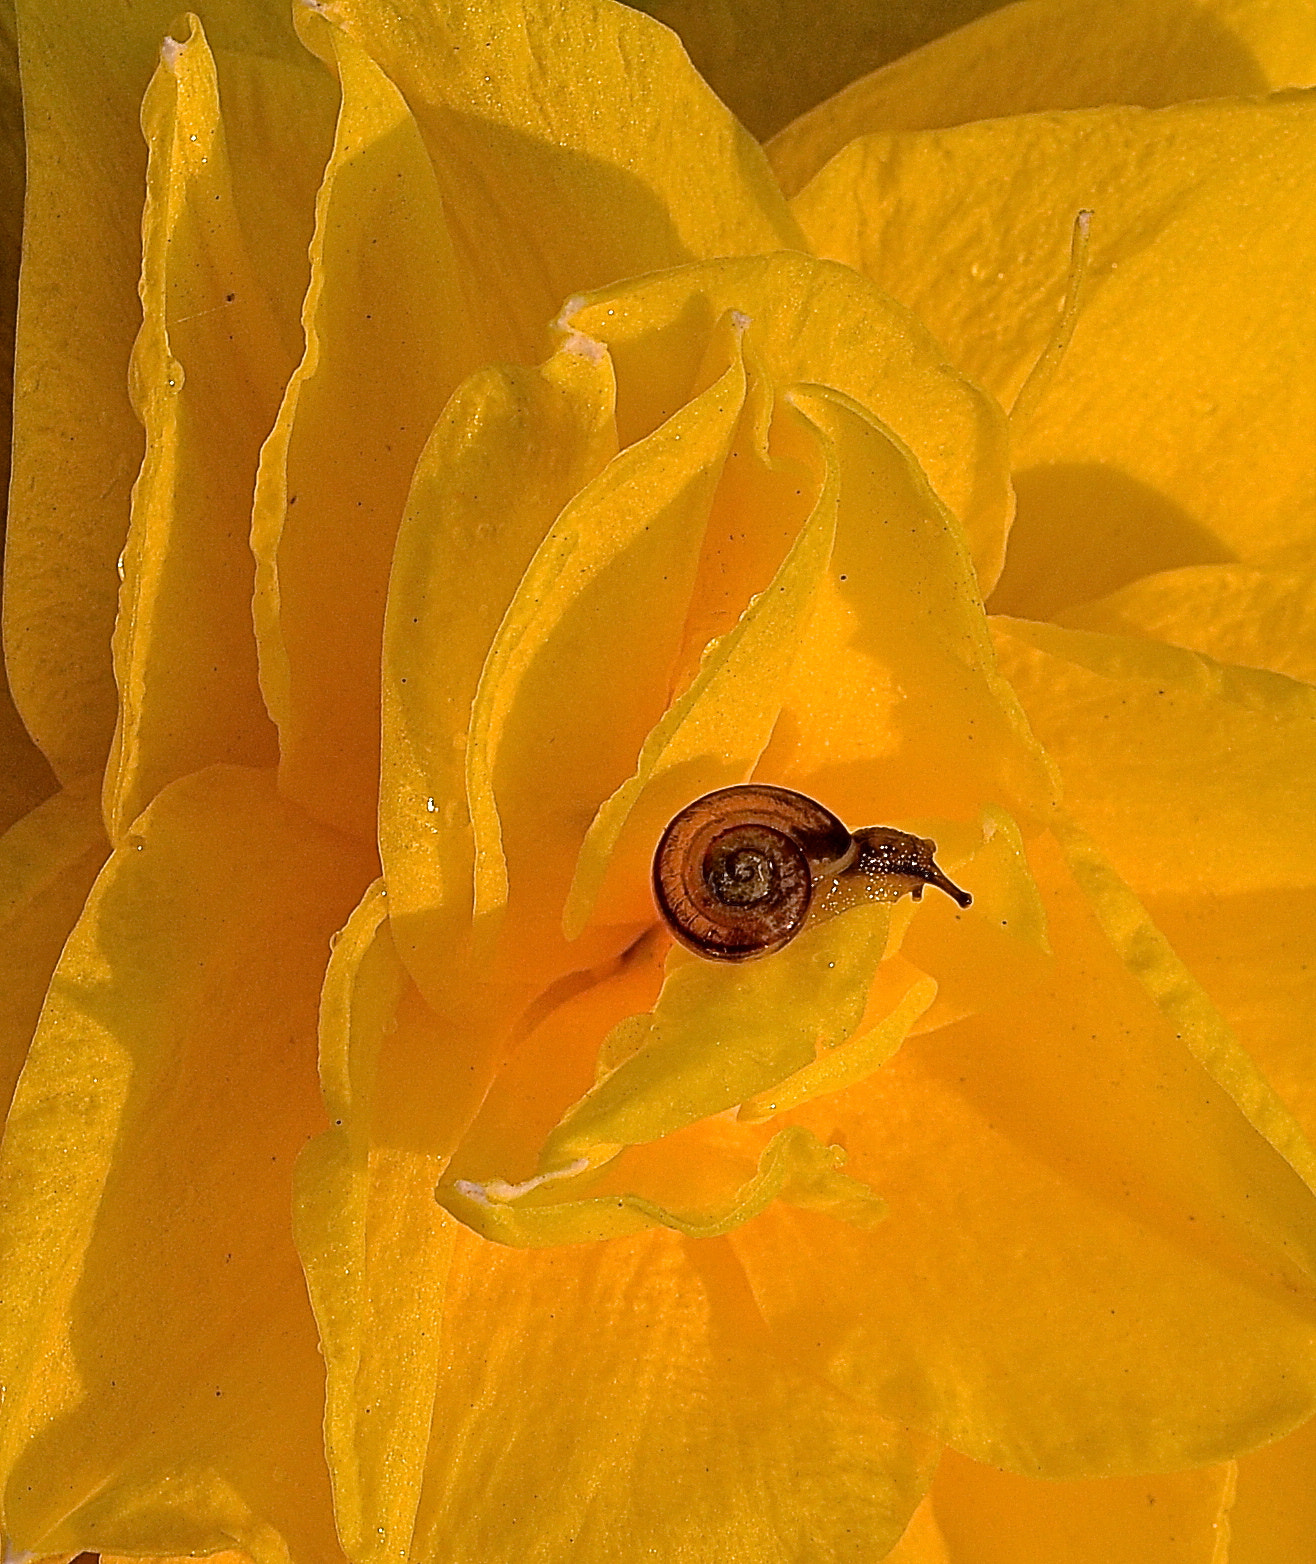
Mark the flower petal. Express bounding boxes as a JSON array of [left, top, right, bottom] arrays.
[[296, 879, 938, 1562], [563, 253, 1013, 592], [769, 0, 1316, 194], [630, 0, 1014, 141], [1057, 543, 1316, 685], [253, 14, 484, 842], [1145, 888, 1316, 1154], [5, 0, 330, 782], [106, 17, 324, 838], [380, 348, 618, 1013], [732, 831, 1316, 1474], [293, 884, 457, 1564], [0, 765, 372, 1558], [326, 0, 802, 366], [754, 385, 1051, 823], [1229, 1413, 1316, 1564], [991, 618, 1316, 897], [404, 1226, 938, 1564], [792, 96, 1316, 614], [927, 1448, 1235, 1564], [0, 778, 105, 1117]]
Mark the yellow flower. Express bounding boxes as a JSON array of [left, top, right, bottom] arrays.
[[0, 1, 1313, 1561]]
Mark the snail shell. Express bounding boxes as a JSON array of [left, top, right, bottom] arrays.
[[653, 783, 972, 962]]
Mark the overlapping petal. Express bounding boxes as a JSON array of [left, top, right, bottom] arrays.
[[3, 0, 1314, 1556], [627, 0, 1014, 140], [0, 766, 373, 1558], [768, 0, 1316, 193], [909, 1449, 1235, 1564], [792, 95, 1316, 616], [327, 0, 802, 366], [4, 0, 331, 783], [295, 879, 940, 1564], [732, 828, 1316, 1474]]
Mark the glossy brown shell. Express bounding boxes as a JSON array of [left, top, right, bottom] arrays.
[[652, 784, 856, 961]]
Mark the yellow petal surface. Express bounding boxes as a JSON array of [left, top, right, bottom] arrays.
[[405, 1226, 938, 1563], [253, 14, 483, 842], [0, 777, 105, 1116], [753, 385, 1050, 824], [792, 96, 1316, 616], [0, 682, 56, 837], [295, 880, 938, 1562], [731, 831, 1316, 1475], [629, 0, 1014, 141], [927, 1447, 1234, 1564], [1058, 543, 1316, 686], [107, 17, 328, 838], [563, 253, 1013, 591], [1146, 887, 1316, 1161], [380, 347, 618, 1014], [769, 0, 1316, 193], [0, 0, 19, 517], [992, 618, 1316, 898], [5, 0, 330, 782], [326, 0, 801, 368], [466, 328, 748, 949], [1229, 1413, 1316, 1564], [0, 765, 373, 1560], [293, 884, 456, 1564]]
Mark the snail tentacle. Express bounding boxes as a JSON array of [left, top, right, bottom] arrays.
[[653, 784, 971, 962]]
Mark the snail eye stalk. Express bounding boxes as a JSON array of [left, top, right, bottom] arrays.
[[652, 784, 971, 962]]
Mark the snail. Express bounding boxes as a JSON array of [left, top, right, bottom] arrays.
[[652, 783, 971, 961]]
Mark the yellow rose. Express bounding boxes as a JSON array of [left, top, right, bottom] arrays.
[[1, 2, 1313, 1562]]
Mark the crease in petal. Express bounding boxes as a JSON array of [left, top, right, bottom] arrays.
[[561, 253, 1015, 594], [991, 617, 1316, 897]]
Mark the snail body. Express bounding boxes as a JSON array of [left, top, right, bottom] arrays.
[[653, 784, 971, 962]]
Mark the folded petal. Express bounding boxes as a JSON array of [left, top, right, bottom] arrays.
[[325, 0, 801, 367], [5, 0, 330, 782], [769, 0, 1316, 193], [732, 831, 1316, 1475], [254, 14, 484, 841], [927, 1448, 1235, 1564], [107, 17, 330, 837], [792, 96, 1316, 616], [561, 253, 1013, 592], [0, 765, 373, 1559]]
